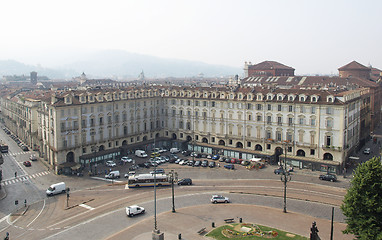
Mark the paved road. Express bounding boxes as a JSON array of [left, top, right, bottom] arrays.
[[1, 177, 351, 239]]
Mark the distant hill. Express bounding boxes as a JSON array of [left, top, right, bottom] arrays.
[[0, 50, 241, 79]]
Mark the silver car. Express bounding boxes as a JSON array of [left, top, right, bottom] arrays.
[[211, 195, 230, 204]]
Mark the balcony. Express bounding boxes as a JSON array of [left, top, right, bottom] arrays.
[[322, 145, 342, 152], [296, 142, 317, 148]]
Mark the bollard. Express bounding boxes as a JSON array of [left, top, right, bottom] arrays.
[[178, 233, 181, 239], [239, 217, 242, 223], [212, 222, 215, 228]]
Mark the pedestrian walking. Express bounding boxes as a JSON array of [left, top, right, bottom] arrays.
[[14, 172, 17, 178]]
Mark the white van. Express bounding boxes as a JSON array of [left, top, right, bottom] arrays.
[[105, 170, 120, 179], [135, 150, 148, 158], [46, 182, 66, 196], [126, 205, 145, 217], [170, 148, 180, 154]]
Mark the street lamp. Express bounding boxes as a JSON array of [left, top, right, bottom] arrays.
[[168, 170, 178, 213], [152, 164, 164, 240], [281, 143, 292, 213]]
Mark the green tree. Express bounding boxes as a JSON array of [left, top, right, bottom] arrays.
[[341, 157, 382, 239]]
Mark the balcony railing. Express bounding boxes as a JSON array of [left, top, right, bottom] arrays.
[[322, 145, 342, 151]]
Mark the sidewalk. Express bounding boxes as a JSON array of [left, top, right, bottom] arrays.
[[107, 204, 353, 240]]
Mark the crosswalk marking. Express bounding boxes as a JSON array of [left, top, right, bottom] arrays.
[[79, 204, 95, 210], [1, 171, 49, 186]]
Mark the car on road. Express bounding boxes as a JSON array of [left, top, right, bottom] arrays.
[[363, 148, 371, 155], [29, 155, 38, 161], [23, 161, 32, 167], [106, 160, 117, 167], [121, 156, 133, 163], [126, 205, 145, 217], [224, 164, 235, 170], [211, 195, 230, 204], [124, 171, 136, 178], [178, 178, 192, 185], [319, 174, 337, 182]]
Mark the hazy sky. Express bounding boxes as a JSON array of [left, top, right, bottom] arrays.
[[0, 0, 381, 75]]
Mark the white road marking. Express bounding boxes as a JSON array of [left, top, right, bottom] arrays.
[[125, 184, 129, 189], [26, 199, 46, 227], [79, 204, 95, 211], [90, 177, 123, 183]]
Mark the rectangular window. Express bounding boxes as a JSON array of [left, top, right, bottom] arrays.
[[247, 142, 251, 147], [326, 107, 333, 114], [203, 101, 207, 107], [278, 105, 282, 111], [288, 105, 293, 112], [310, 149, 315, 155], [257, 104, 262, 110], [257, 115, 262, 122], [288, 117, 293, 126], [229, 139, 233, 145], [267, 144, 271, 150], [311, 107, 316, 114], [311, 118, 316, 126], [277, 116, 282, 125], [267, 116, 272, 124], [267, 104, 272, 110], [212, 101, 215, 107], [299, 118, 304, 125]]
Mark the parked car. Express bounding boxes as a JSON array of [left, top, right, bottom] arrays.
[[224, 164, 235, 170], [209, 161, 216, 168], [319, 174, 337, 182], [21, 145, 29, 151], [29, 155, 38, 161], [225, 158, 231, 163], [363, 148, 371, 155], [212, 155, 220, 160], [106, 161, 117, 167], [187, 160, 195, 166], [151, 152, 160, 158], [175, 159, 182, 164], [207, 154, 212, 159], [170, 148, 180, 154], [274, 168, 285, 175], [211, 195, 230, 204], [201, 160, 209, 167], [23, 161, 32, 167], [150, 168, 165, 174], [182, 150, 191, 156], [159, 147, 167, 153], [194, 160, 201, 167], [201, 154, 208, 158], [126, 205, 145, 217], [219, 156, 226, 162], [121, 156, 133, 163], [178, 178, 192, 185]]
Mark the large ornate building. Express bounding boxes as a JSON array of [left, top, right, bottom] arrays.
[[1, 85, 363, 174]]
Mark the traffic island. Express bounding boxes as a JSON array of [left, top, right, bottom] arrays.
[[206, 223, 308, 239]]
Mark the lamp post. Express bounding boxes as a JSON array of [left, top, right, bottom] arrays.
[[168, 170, 178, 213], [281, 143, 292, 213], [152, 164, 164, 239]]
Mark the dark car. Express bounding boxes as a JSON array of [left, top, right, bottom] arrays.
[[274, 168, 285, 175], [209, 161, 216, 168], [194, 160, 201, 167], [182, 150, 191, 156], [212, 155, 220, 160], [178, 178, 192, 185], [21, 145, 29, 151], [23, 161, 31, 167], [224, 164, 235, 170], [319, 174, 337, 182], [187, 160, 195, 166], [219, 156, 226, 162], [201, 160, 208, 167]]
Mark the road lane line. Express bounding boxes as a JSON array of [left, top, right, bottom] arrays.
[[26, 199, 46, 227], [79, 204, 95, 210]]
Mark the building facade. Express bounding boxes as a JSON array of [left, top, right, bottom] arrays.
[[0, 85, 362, 174]]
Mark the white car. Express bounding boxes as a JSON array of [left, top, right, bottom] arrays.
[[106, 160, 116, 167], [121, 156, 133, 163], [126, 205, 145, 217], [211, 195, 230, 204], [363, 148, 371, 155]]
